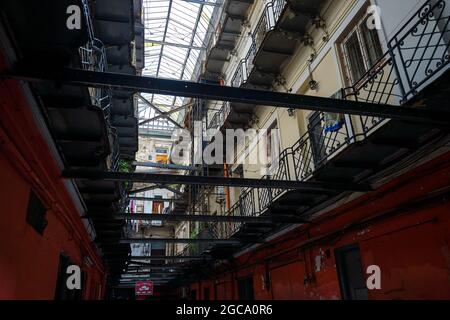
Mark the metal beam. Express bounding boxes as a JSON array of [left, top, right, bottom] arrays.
[[145, 39, 207, 51], [124, 265, 190, 270], [62, 170, 370, 192], [121, 270, 184, 276], [134, 162, 200, 171], [128, 197, 183, 202], [122, 273, 180, 278], [112, 284, 170, 288], [182, 0, 223, 7], [119, 278, 175, 282], [138, 94, 183, 128], [119, 278, 176, 282], [139, 104, 189, 126], [121, 265, 189, 270], [126, 261, 188, 267], [94, 213, 308, 223], [9, 68, 450, 125], [102, 238, 242, 245], [114, 256, 212, 261], [129, 184, 183, 196]]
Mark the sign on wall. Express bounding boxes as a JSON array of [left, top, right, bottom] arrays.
[[135, 281, 154, 296]]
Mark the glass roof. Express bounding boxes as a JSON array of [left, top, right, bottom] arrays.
[[139, 0, 222, 134]]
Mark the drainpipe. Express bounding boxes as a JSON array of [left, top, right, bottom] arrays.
[[224, 163, 231, 211]]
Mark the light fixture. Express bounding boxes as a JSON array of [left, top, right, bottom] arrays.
[[308, 54, 319, 91]]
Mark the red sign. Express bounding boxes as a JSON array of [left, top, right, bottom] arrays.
[[135, 281, 154, 296]]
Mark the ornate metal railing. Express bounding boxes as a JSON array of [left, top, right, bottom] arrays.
[[233, 0, 286, 89], [344, 0, 450, 136], [208, 101, 230, 130], [208, 0, 288, 131], [204, 0, 450, 241]]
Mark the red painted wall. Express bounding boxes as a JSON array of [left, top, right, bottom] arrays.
[[0, 56, 106, 299], [187, 152, 450, 300]]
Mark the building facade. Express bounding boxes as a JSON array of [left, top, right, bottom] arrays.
[[176, 0, 450, 300]]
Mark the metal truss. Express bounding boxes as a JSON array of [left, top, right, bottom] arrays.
[[10, 68, 450, 125], [90, 213, 309, 223], [102, 238, 243, 245], [62, 169, 370, 192]]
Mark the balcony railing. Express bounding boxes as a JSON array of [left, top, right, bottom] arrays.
[[205, 0, 450, 241], [232, 0, 286, 89], [208, 101, 232, 130], [211, 0, 287, 130], [344, 0, 450, 136]]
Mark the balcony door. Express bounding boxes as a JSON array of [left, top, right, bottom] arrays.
[[308, 112, 326, 168], [335, 244, 368, 300]]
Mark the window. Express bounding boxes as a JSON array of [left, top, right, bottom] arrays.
[[341, 13, 383, 84], [136, 204, 144, 213], [308, 112, 326, 167], [266, 120, 279, 167], [26, 190, 48, 235], [155, 147, 168, 154]]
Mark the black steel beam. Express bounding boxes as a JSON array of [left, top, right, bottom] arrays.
[[128, 197, 183, 202], [119, 278, 176, 282], [120, 272, 178, 276], [102, 238, 242, 245], [129, 184, 183, 195], [111, 256, 212, 261], [118, 278, 176, 282], [126, 263, 189, 272], [92, 213, 308, 223], [62, 170, 370, 192], [121, 265, 188, 270], [133, 161, 200, 171], [122, 273, 180, 277], [138, 94, 183, 128], [8, 68, 450, 125], [126, 261, 186, 267]]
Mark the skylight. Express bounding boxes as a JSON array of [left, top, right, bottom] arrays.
[[139, 0, 222, 134]]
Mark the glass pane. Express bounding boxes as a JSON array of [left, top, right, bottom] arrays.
[[344, 32, 366, 83], [361, 18, 384, 67]]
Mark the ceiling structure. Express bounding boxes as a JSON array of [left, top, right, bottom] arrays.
[[139, 0, 223, 136]]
